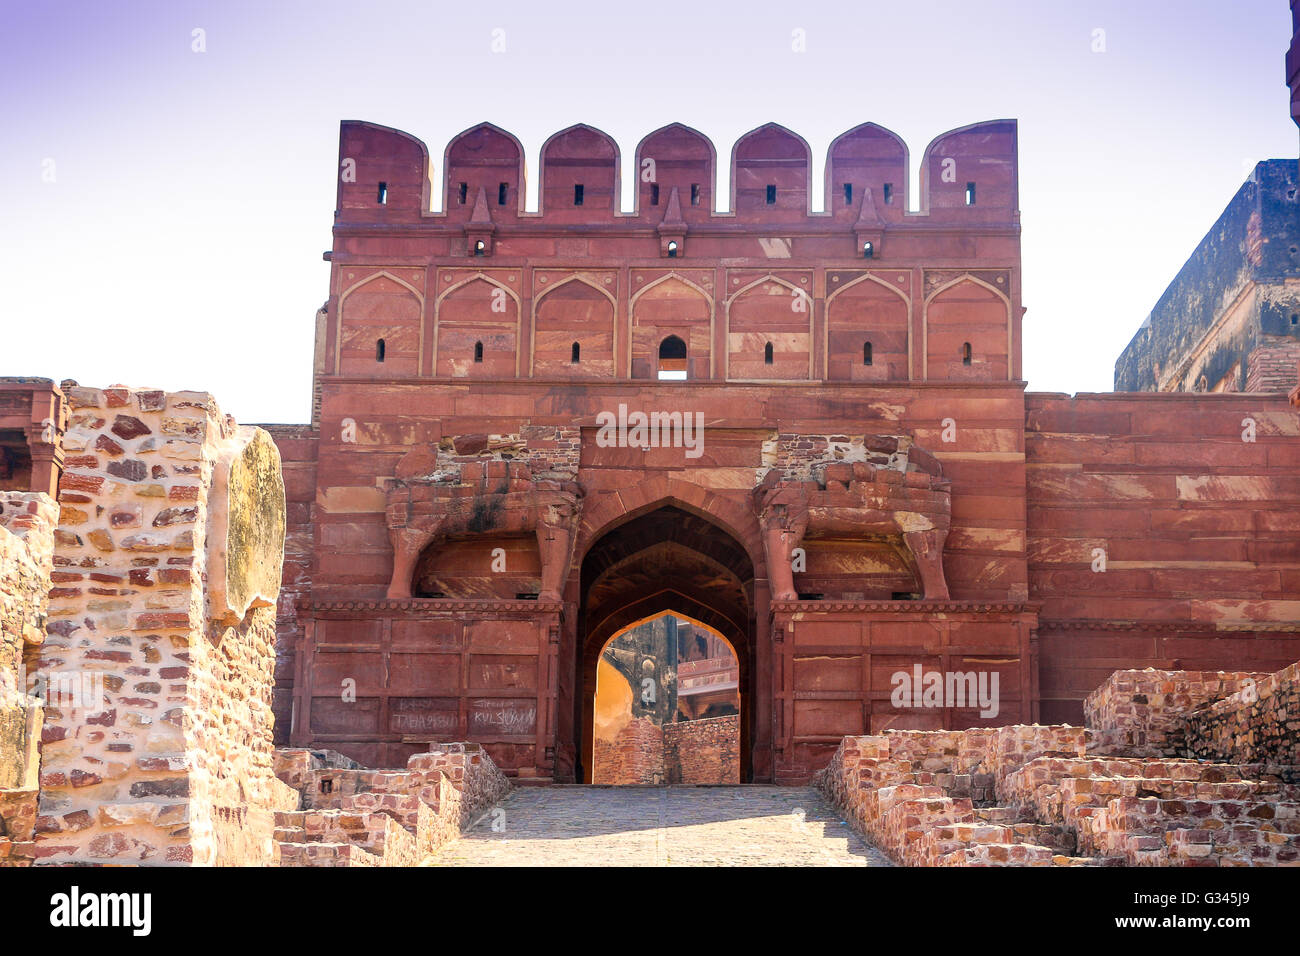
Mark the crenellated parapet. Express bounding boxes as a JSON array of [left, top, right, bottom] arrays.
[[334, 118, 1018, 233], [384, 450, 583, 602], [753, 435, 952, 601]]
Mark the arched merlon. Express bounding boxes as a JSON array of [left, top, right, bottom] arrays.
[[331, 120, 1018, 222]]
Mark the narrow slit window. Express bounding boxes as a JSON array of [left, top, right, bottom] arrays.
[[498, 182, 508, 206], [667, 240, 678, 258], [474, 341, 484, 363], [962, 342, 972, 366], [458, 182, 468, 205], [843, 183, 853, 205], [377, 182, 388, 205], [571, 342, 580, 364], [690, 183, 700, 206], [473, 239, 486, 256], [862, 241, 874, 259], [863, 341, 872, 366], [574, 184, 584, 206], [651, 183, 660, 206], [764, 342, 774, 365], [965, 182, 976, 206], [376, 338, 386, 362], [765, 184, 777, 204], [883, 183, 893, 205]]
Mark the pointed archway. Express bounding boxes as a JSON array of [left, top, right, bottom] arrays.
[[576, 504, 756, 783]]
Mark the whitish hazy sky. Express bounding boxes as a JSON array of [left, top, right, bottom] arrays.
[[1, 0, 1296, 424]]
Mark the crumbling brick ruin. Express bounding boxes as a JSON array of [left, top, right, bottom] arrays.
[[271, 743, 509, 866], [0, 379, 513, 867], [817, 658, 1300, 866], [595, 715, 741, 786]]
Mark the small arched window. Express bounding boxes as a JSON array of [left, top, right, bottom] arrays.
[[764, 342, 774, 365], [658, 335, 687, 380], [474, 341, 484, 363], [962, 342, 972, 366], [571, 342, 580, 364], [863, 341, 872, 366], [376, 338, 386, 362]]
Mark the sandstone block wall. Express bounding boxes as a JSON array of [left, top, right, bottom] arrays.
[[1025, 392, 1300, 724], [1186, 661, 1300, 765], [819, 658, 1300, 866], [273, 742, 509, 864], [595, 715, 740, 785], [1085, 668, 1267, 755], [593, 716, 662, 785], [32, 385, 297, 865], [663, 715, 740, 784]]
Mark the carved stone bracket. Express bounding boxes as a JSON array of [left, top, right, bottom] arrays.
[[385, 449, 583, 601], [753, 442, 952, 600]]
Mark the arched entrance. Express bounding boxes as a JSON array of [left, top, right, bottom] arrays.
[[591, 611, 741, 785], [576, 504, 756, 783]]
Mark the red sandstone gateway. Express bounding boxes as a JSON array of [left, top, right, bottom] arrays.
[[260, 118, 1300, 785]]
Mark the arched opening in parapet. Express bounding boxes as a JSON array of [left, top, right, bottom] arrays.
[[577, 504, 755, 783], [592, 611, 740, 785], [657, 335, 687, 380]]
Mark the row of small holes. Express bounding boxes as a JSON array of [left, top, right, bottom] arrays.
[[380, 338, 972, 366], [395, 180, 970, 210], [402, 179, 965, 210]]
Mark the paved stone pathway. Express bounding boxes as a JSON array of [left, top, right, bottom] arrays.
[[426, 785, 893, 866]]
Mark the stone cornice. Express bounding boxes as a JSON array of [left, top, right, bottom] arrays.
[[1040, 619, 1300, 633], [307, 598, 564, 613], [770, 600, 1040, 614]]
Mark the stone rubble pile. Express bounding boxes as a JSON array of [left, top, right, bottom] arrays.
[[817, 660, 1300, 866], [270, 743, 509, 866]]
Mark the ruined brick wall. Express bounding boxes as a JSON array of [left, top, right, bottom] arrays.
[[663, 715, 740, 784], [1084, 668, 1266, 756], [1186, 661, 1300, 765], [1026, 392, 1300, 724], [594, 716, 739, 785], [33, 385, 297, 865], [593, 716, 662, 785]]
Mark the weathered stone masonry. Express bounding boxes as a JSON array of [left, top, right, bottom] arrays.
[[29, 385, 299, 865], [0, 492, 56, 865]]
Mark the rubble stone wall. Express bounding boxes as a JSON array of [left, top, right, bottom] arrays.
[[663, 715, 740, 784], [32, 385, 296, 865], [1186, 661, 1300, 765]]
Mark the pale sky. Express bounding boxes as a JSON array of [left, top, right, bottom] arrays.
[[2, 0, 1296, 424]]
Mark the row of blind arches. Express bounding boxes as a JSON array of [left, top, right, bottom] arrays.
[[374, 335, 974, 370]]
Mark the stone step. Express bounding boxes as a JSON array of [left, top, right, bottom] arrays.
[[936, 842, 1057, 867], [274, 841, 381, 868]]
